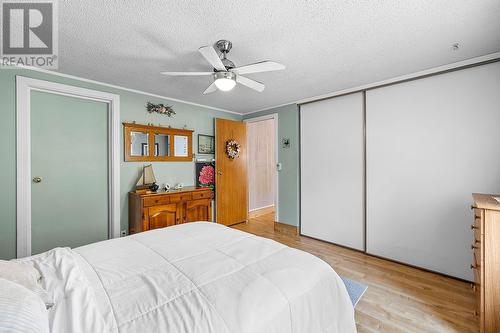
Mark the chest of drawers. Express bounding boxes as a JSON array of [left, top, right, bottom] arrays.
[[129, 187, 213, 234], [471, 193, 500, 333]]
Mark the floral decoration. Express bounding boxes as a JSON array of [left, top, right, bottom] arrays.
[[198, 165, 215, 189], [225, 140, 240, 159], [146, 102, 175, 117]]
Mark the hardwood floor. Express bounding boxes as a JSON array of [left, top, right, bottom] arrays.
[[233, 212, 478, 333]]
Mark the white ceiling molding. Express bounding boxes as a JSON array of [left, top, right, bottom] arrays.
[[248, 51, 500, 114], [6, 62, 241, 115]]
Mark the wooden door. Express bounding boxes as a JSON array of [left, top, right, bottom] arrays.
[[215, 119, 248, 226], [146, 203, 179, 229], [185, 199, 212, 223]]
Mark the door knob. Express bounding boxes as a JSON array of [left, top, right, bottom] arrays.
[[32, 177, 42, 183]]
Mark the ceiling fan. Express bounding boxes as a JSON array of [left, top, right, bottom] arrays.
[[161, 40, 285, 94]]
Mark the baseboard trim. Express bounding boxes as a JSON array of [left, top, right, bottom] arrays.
[[248, 205, 275, 218], [299, 233, 472, 284], [274, 221, 299, 236]]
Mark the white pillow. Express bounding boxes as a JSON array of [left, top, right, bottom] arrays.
[[0, 260, 49, 304], [0, 278, 49, 333], [0, 260, 41, 287]]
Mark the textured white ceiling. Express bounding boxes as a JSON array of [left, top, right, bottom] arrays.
[[56, 0, 500, 114]]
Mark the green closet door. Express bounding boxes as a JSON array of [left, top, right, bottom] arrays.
[[31, 91, 109, 255]]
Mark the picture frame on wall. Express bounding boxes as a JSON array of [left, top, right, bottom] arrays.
[[198, 134, 215, 154], [195, 161, 215, 191]]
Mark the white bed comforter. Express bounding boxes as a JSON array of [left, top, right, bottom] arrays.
[[22, 222, 356, 333]]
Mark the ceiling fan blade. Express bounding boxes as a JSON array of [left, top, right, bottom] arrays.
[[161, 72, 214, 76], [203, 82, 217, 95], [198, 46, 226, 71], [230, 61, 285, 75], [236, 75, 265, 92]]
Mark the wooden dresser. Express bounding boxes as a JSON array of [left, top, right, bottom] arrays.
[[471, 193, 500, 333], [129, 187, 212, 234]]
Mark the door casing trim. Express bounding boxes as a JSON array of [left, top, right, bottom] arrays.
[[244, 113, 279, 222], [16, 76, 121, 258]]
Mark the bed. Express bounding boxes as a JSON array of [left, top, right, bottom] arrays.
[[12, 222, 356, 332]]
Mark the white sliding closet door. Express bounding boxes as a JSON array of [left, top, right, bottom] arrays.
[[366, 62, 500, 280], [301, 93, 364, 250]]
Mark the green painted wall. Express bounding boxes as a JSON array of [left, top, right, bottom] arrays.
[[0, 68, 240, 260], [244, 104, 300, 227]]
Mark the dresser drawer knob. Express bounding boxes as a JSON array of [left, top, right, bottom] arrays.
[[471, 244, 479, 250], [470, 264, 479, 270], [470, 225, 478, 230]]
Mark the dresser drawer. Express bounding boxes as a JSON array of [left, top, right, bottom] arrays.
[[192, 191, 211, 200], [473, 209, 483, 231], [144, 196, 170, 207], [471, 263, 481, 285], [474, 283, 482, 317], [472, 226, 482, 244], [472, 210, 483, 244], [169, 193, 192, 203], [472, 247, 481, 267]]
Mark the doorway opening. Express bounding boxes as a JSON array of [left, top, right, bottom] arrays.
[[245, 114, 279, 222], [16, 76, 120, 258]]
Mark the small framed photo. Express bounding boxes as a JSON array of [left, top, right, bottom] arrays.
[[198, 134, 215, 154]]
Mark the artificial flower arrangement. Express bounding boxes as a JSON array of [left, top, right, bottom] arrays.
[[146, 102, 176, 117]]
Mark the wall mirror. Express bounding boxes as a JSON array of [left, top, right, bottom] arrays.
[[124, 123, 193, 161], [130, 131, 149, 156], [154, 133, 170, 157]]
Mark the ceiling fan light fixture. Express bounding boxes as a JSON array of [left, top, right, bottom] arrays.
[[161, 40, 285, 94], [214, 72, 236, 92]]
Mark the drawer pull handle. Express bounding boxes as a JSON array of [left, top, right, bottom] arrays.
[[470, 264, 480, 270], [471, 244, 479, 250], [474, 215, 481, 220], [470, 225, 479, 230]]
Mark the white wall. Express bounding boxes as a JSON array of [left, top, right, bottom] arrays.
[[247, 119, 275, 211], [366, 61, 500, 280]]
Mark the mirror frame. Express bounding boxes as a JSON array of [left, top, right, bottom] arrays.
[[123, 123, 193, 162]]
